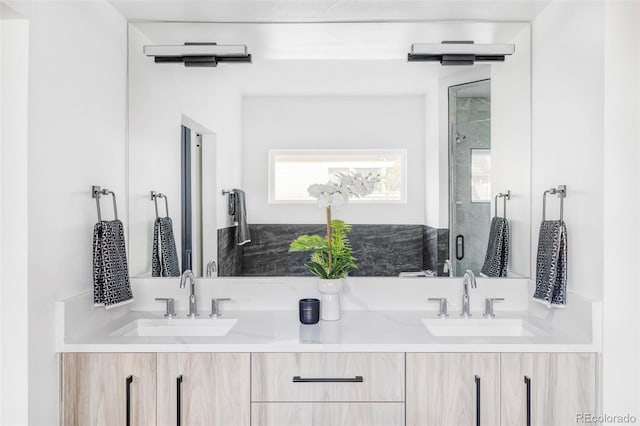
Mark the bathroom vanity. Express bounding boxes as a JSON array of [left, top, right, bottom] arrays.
[[57, 278, 600, 426]]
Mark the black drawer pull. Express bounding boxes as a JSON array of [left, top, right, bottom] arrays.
[[475, 375, 481, 426], [177, 375, 183, 426], [292, 376, 363, 383], [524, 376, 531, 426], [125, 375, 133, 426]]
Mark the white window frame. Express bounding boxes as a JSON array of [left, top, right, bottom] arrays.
[[268, 148, 408, 204]]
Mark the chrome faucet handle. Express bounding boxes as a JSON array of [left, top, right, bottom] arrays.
[[428, 298, 449, 318], [210, 298, 231, 318], [483, 298, 505, 318], [206, 260, 217, 278], [155, 298, 176, 318]]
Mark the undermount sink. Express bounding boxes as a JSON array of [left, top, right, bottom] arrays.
[[111, 318, 238, 337], [422, 318, 543, 337]]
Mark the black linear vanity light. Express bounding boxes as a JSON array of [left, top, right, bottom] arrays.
[[143, 42, 252, 67], [407, 41, 514, 66]]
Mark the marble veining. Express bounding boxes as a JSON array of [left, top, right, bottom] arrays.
[[217, 227, 243, 276], [219, 224, 439, 277]]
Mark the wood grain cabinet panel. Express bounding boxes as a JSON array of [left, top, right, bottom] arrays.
[[60, 352, 156, 426], [251, 352, 404, 402], [406, 353, 500, 426], [251, 402, 405, 426], [500, 353, 596, 426], [157, 353, 250, 426]]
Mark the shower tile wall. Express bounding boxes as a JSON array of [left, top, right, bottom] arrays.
[[450, 94, 491, 276], [218, 224, 448, 277]]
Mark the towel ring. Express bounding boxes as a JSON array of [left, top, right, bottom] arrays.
[[542, 185, 567, 222], [494, 190, 511, 219], [151, 191, 169, 218], [92, 185, 118, 221]]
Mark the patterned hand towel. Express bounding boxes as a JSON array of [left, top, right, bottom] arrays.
[[480, 216, 510, 277], [93, 220, 133, 308], [533, 220, 568, 308], [230, 189, 251, 246], [152, 217, 180, 277]]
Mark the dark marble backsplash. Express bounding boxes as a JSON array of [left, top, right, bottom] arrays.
[[218, 224, 449, 277]]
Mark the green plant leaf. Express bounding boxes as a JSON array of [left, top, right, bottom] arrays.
[[289, 235, 329, 252], [290, 219, 358, 279], [304, 261, 329, 279]]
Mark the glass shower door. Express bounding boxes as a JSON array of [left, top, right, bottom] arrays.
[[449, 80, 492, 276]]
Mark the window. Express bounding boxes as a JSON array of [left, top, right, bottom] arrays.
[[269, 149, 407, 203], [470, 149, 491, 202]]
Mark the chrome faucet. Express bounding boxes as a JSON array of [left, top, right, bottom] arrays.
[[180, 270, 199, 318], [460, 269, 476, 318], [444, 259, 453, 277]]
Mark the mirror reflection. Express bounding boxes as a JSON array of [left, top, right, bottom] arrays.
[[128, 22, 531, 278]]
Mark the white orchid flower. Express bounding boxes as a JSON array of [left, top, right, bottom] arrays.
[[307, 171, 380, 208]]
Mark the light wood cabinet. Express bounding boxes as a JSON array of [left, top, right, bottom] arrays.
[[406, 353, 500, 426], [61, 351, 597, 426], [252, 352, 404, 402], [251, 353, 405, 426], [60, 353, 156, 426], [252, 402, 405, 426], [156, 353, 250, 426], [500, 353, 596, 426]]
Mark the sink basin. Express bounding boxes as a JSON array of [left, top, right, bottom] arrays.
[[111, 318, 238, 337], [422, 318, 543, 337]]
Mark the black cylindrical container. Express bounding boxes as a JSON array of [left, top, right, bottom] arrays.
[[299, 298, 320, 324]]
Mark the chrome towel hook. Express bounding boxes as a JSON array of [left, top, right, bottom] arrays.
[[92, 185, 118, 221], [542, 185, 567, 222], [494, 190, 511, 219]]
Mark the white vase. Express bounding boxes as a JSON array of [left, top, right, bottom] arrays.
[[317, 278, 344, 321]]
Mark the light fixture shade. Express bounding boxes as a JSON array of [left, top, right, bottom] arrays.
[[408, 41, 514, 66], [143, 43, 252, 67]]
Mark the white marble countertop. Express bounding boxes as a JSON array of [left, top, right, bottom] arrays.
[[58, 309, 597, 353], [56, 278, 601, 353]]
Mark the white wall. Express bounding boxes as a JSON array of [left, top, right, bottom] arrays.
[[242, 95, 425, 224], [602, 0, 640, 417], [0, 15, 29, 426], [491, 26, 532, 278], [532, 0, 640, 416], [531, 1, 604, 301], [6, 2, 128, 423]]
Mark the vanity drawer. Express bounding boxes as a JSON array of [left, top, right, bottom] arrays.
[[252, 402, 405, 426], [251, 353, 404, 402]]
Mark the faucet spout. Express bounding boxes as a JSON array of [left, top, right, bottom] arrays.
[[460, 269, 476, 318], [180, 270, 198, 318]]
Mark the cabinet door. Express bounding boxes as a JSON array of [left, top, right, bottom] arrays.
[[60, 352, 156, 426], [251, 402, 405, 426], [501, 353, 596, 426], [157, 353, 250, 426], [406, 353, 500, 426]]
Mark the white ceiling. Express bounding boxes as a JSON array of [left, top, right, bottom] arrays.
[[111, 0, 550, 23]]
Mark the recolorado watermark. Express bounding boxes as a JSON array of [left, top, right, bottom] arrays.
[[577, 413, 637, 424]]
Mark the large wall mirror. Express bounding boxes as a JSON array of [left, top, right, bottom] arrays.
[[127, 22, 530, 279]]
